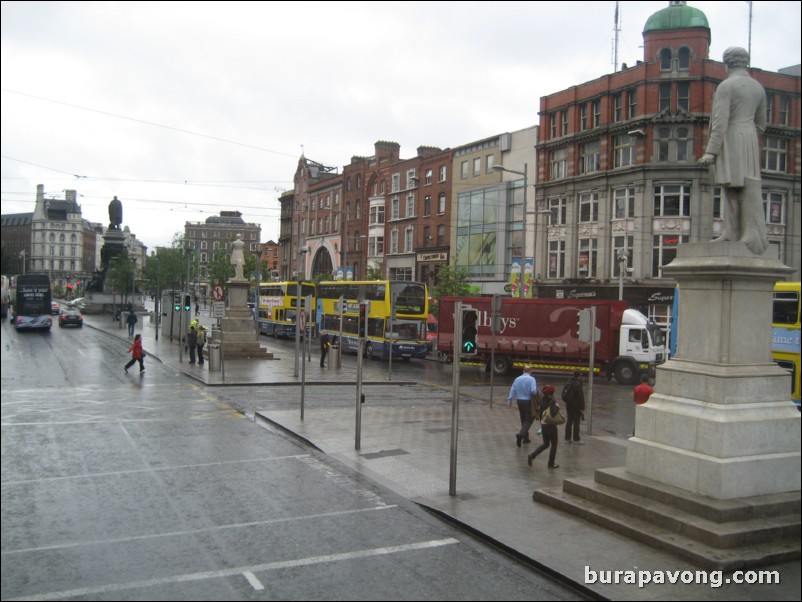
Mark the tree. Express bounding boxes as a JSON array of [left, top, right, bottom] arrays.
[[430, 265, 473, 316], [365, 261, 385, 281]]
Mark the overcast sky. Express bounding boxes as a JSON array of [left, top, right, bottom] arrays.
[[2, 1, 800, 251]]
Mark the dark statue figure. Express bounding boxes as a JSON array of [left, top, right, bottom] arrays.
[[108, 196, 123, 230]]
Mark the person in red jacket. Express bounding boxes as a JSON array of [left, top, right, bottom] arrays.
[[633, 374, 654, 405], [125, 334, 145, 374]]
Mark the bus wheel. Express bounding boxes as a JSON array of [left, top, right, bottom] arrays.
[[364, 342, 374, 358], [492, 355, 512, 376]]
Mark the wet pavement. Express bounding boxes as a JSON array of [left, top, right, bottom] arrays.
[[84, 307, 799, 601]]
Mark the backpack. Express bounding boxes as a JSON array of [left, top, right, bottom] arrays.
[[561, 381, 572, 402]]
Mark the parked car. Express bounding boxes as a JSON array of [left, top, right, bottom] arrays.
[[51, 301, 61, 315], [59, 307, 83, 328]]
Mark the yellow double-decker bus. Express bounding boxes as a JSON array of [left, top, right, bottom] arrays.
[[316, 280, 429, 360], [772, 281, 801, 408], [255, 281, 315, 338]]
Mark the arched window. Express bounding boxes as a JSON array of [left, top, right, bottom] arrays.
[[660, 48, 672, 70], [678, 47, 691, 69]]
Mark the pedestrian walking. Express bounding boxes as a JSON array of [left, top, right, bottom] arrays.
[[197, 325, 207, 366], [506, 366, 538, 447], [562, 370, 586, 444], [527, 385, 561, 469], [187, 325, 198, 364], [320, 330, 331, 367], [195, 302, 200, 316], [126, 308, 138, 337], [124, 334, 145, 374]]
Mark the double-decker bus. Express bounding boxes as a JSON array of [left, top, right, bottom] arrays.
[[12, 273, 52, 331], [316, 280, 429, 360], [772, 281, 801, 408], [255, 281, 315, 338]]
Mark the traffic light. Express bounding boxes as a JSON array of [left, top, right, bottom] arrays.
[[461, 308, 479, 356], [174, 292, 181, 312], [577, 308, 592, 342], [184, 295, 192, 312], [358, 301, 369, 338]]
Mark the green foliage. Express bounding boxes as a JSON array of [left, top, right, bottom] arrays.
[[430, 265, 473, 315], [107, 251, 135, 302], [365, 261, 384, 281]]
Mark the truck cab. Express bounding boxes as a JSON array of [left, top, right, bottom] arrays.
[[615, 309, 666, 383]]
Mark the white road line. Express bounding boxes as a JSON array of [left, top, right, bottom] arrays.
[[2, 505, 397, 555], [242, 571, 264, 591], [5, 538, 459, 601]]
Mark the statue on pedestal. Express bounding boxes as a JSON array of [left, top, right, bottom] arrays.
[[108, 196, 123, 231], [230, 234, 245, 280], [698, 47, 768, 255]]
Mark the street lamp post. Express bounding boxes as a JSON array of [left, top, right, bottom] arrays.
[[617, 249, 629, 300], [493, 163, 528, 297], [531, 208, 552, 287]]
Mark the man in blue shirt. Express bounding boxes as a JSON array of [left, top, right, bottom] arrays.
[[506, 366, 538, 448]]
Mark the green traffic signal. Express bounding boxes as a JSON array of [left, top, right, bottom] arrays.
[[461, 308, 479, 356]]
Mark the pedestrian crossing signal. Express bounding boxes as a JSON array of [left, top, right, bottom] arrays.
[[184, 295, 192, 312]]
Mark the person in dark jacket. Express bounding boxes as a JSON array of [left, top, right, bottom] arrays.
[[126, 309, 138, 337], [563, 370, 586, 444], [187, 326, 198, 364], [320, 330, 331, 367], [527, 385, 561, 469]]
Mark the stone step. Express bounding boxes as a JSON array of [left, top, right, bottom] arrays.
[[561, 476, 800, 548], [533, 485, 801, 571]]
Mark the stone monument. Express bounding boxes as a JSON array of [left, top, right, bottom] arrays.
[[218, 234, 270, 359], [534, 48, 800, 569]]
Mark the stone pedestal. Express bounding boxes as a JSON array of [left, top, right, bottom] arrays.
[[534, 242, 800, 569], [220, 278, 271, 359], [627, 242, 799, 499]]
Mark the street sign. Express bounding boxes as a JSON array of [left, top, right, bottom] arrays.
[[211, 301, 225, 318], [212, 285, 224, 301]]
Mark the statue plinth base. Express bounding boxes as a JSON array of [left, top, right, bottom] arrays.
[[534, 242, 800, 569]]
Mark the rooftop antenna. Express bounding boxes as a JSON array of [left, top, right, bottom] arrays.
[[613, 1, 621, 72]]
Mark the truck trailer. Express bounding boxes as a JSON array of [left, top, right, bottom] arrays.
[[437, 297, 665, 384]]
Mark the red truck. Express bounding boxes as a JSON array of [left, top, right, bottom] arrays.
[[437, 296, 666, 384]]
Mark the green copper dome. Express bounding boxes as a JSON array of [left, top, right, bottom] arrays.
[[643, 2, 709, 33]]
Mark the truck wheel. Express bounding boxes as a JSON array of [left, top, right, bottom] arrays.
[[492, 355, 512, 376], [614, 362, 637, 385]]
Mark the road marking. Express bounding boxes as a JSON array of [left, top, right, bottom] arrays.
[[242, 571, 264, 591], [5, 538, 459, 601]]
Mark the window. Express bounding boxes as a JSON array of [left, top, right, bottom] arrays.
[[548, 197, 567, 225], [424, 195, 432, 216], [676, 127, 689, 161], [712, 187, 723, 219], [368, 236, 384, 256], [612, 236, 633, 277], [613, 187, 635, 219], [658, 127, 670, 162], [677, 81, 690, 111], [390, 229, 398, 254], [390, 267, 413, 281], [406, 193, 415, 217], [406, 169, 416, 188], [561, 110, 568, 136], [593, 99, 602, 127], [391, 198, 400, 220], [486, 154, 495, 173], [660, 48, 672, 70], [391, 173, 400, 192], [614, 134, 635, 167], [405, 226, 413, 253], [659, 83, 671, 112], [578, 238, 598, 277], [762, 137, 787, 172], [578, 192, 599, 223], [653, 234, 687, 278], [580, 104, 588, 130], [627, 89, 637, 119], [550, 148, 567, 180], [423, 226, 431, 245], [439, 165, 447, 182], [548, 240, 566, 279], [763, 191, 785, 225], [658, 126, 690, 162], [678, 47, 690, 69], [369, 205, 385, 225], [580, 140, 600, 174], [461, 161, 469, 179], [437, 224, 446, 246], [425, 168, 433, 185], [779, 95, 789, 125], [766, 92, 775, 124], [653, 184, 690, 216], [473, 157, 481, 176], [614, 94, 623, 122], [438, 192, 446, 214], [550, 113, 558, 138]]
